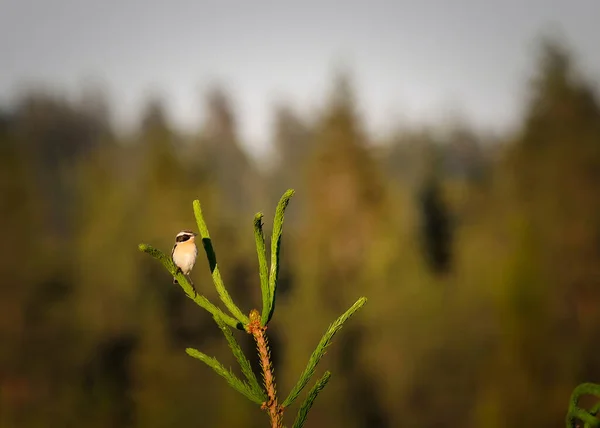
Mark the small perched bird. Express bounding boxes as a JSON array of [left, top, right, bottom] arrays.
[[171, 230, 198, 285]]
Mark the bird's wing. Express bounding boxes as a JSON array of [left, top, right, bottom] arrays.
[[171, 243, 177, 261]]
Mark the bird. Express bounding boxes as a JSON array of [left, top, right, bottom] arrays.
[[171, 230, 198, 285]]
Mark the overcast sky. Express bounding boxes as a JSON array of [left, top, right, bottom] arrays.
[[1, 0, 599, 156]]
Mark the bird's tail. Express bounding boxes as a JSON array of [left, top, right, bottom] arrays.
[[188, 276, 197, 293]]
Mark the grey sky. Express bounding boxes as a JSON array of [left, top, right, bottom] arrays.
[[1, 0, 599, 157]]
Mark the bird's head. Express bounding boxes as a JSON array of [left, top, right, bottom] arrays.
[[175, 230, 198, 243]]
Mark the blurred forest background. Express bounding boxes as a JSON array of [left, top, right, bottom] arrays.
[[2, 31, 600, 428]]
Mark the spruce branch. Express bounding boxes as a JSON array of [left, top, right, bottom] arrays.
[[193, 199, 249, 325], [185, 348, 264, 405], [267, 189, 295, 324], [213, 314, 266, 402], [138, 243, 242, 330], [282, 296, 367, 407], [139, 190, 368, 427], [566, 382, 600, 427], [291, 371, 332, 428], [254, 212, 271, 325]]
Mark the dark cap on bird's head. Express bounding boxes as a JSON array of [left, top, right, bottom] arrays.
[[175, 230, 198, 242]]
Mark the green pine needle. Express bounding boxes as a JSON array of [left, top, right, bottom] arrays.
[[185, 348, 264, 405], [254, 212, 271, 326], [193, 199, 249, 325], [138, 243, 243, 330], [267, 189, 295, 324], [282, 296, 367, 407], [291, 371, 332, 428], [213, 314, 266, 402]]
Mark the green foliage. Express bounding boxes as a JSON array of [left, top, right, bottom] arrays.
[[185, 347, 265, 405], [254, 213, 270, 325], [213, 314, 266, 402], [282, 296, 367, 407], [139, 189, 367, 427], [292, 371, 332, 428], [566, 383, 600, 427], [193, 199, 249, 325], [266, 189, 295, 324]]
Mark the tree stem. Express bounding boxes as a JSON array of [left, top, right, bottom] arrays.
[[249, 310, 284, 428]]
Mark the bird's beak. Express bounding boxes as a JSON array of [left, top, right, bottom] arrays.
[[193, 232, 198, 236]]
